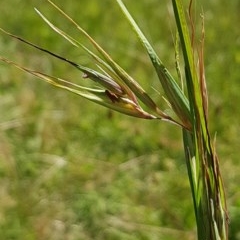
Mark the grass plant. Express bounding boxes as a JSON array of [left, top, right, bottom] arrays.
[[0, 0, 233, 239]]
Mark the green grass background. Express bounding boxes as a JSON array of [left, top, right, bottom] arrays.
[[0, 0, 240, 239]]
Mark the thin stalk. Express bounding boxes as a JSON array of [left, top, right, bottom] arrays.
[[173, 0, 229, 239]]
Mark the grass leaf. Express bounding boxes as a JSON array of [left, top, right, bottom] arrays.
[[115, 0, 191, 130]]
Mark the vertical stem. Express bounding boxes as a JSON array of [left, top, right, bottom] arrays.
[[182, 129, 202, 239], [182, 127, 228, 239]]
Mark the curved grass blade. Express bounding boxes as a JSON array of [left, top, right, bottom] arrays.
[[115, 0, 191, 130]]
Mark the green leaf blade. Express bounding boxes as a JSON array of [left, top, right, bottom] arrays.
[[115, 0, 191, 129]]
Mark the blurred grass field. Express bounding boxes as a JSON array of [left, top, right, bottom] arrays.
[[0, 0, 240, 239]]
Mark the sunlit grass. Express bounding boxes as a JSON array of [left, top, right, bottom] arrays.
[[0, 0, 240, 239]]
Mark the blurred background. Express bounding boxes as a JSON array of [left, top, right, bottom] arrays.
[[0, 0, 239, 239]]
